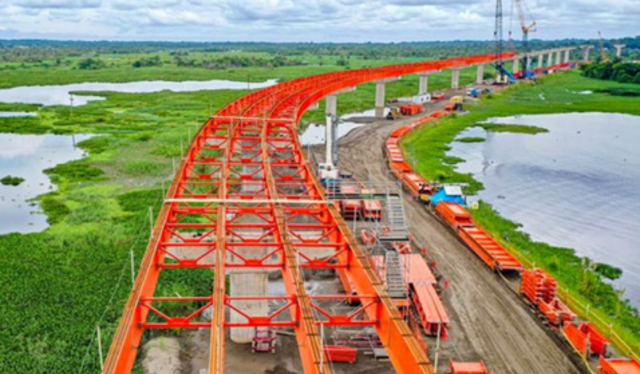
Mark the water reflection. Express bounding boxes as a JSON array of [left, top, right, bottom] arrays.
[[0, 133, 91, 234], [0, 79, 278, 106], [0, 112, 38, 117], [449, 113, 640, 306], [299, 108, 388, 146]]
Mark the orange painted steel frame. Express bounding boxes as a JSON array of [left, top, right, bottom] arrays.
[[103, 52, 513, 374]]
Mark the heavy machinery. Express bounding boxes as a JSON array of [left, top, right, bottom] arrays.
[[494, 0, 517, 84], [444, 96, 464, 112], [386, 107, 402, 120], [598, 31, 609, 62], [514, 0, 537, 77]]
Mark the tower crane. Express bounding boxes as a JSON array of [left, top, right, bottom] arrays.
[[598, 31, 608, 62], [494, 0, 506, 82], [513, 0, 536, 75]]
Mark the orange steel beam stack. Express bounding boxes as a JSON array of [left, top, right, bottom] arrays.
[[104, 52, 514, 374]]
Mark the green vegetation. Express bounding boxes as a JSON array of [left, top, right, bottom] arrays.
[[0, 175, 25, 186], [456, 137, 486, 143], [403, 71, 640, 354], [581, 59, 640, 84], [479, 123, 549, 134], [0, 78, 251, 373], [596, 87, 640, 97]]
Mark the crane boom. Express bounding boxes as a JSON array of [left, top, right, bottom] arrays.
[[513, 0, 536, 75]]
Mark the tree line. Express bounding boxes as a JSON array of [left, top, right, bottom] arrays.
[[581, 59, 640, 85]]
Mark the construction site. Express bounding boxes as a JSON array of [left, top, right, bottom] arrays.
[[86, 2, 640, 374]]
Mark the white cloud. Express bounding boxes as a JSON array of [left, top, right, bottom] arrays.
[[0, 0, 637, 41]]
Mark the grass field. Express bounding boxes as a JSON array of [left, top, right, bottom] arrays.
[[402, 71, 640, 355]]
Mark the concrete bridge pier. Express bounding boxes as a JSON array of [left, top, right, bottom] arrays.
[[418, 70, 439, 95], [374, 78, 399, 118], [451, 67, 461, 89], [614, 44, 625, 58], [546, 51, 554, 67], [476, 64, 485, 85], [324, 86, 356, 164], [512, 58, 520, 74], [582, 45, 594, 62]]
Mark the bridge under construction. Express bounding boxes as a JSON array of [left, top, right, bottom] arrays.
[[102, 47, 637, 374]]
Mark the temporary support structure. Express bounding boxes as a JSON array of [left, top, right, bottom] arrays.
[[104, 52, 515, 374]]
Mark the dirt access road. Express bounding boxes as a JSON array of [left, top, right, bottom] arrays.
[[311, 90, 583, 374]]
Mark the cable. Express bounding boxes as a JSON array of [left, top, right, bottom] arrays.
[[76, 189, 165, 373]]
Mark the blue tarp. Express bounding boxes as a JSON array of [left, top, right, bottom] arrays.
[[430, 186, 466, 206]]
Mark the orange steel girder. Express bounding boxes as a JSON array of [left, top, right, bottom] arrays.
[[104, 53, 513, 374]]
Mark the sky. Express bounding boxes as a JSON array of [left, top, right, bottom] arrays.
[[0, 0, 637, 42]]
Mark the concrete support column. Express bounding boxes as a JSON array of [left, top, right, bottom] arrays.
[[375, 82, 386, 118], [417, 70, 439, 95], [373, 78, 399, 118], [512, 58, 520, 73], [451, 67, 461, 89], [525, 55, 532, 72], [583, 46, 593, 63], [322, 86, 355, 164], [564, 49, 571, 63], [547, 52, 553, 67], [419, 74, 429, 94], [325, 95, 337, 118], [230, 265, 269, 343], [555, 50, 561, 65], [614, 44, 625, 58], [325, 95, 338, 166], [476, 64, 485, 85]]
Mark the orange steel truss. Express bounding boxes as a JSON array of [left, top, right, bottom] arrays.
[[103, 52, 513, 374]]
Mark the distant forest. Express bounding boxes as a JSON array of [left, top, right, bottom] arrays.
[[0, 36, 638, 64]]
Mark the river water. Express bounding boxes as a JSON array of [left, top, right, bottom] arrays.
[[0, 79, 278, 106], [448, 112, 640, 307], [0, 134, 91, 234]]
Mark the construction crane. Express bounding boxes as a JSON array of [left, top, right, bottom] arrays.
[[598, 31, 608, 62], [513, 0, 536, 75], [493, 0, 516, 84], [494, 0, 505, 80]]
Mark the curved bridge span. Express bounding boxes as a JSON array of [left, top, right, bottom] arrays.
[[104, 52, 514, 374]]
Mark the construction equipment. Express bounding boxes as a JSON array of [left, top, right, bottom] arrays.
[[432, 91, 445, 100], [444, 96, 464, 112], [386, 107, 402, 120], [598, 31, 609, 62], [513, 0, 537, 77], [400, 104, 425, 116], [493, 0, 508, 84], [252, 328, 277, 353]]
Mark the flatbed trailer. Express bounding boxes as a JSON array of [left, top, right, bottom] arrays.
[[435, 202, 521, 272], [598, 357, 640, 374]]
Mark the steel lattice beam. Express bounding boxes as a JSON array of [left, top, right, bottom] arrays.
[[104, 52, 514, 374]]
